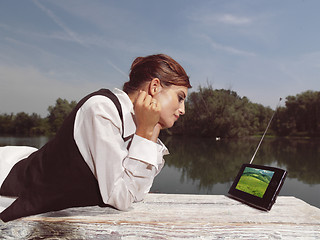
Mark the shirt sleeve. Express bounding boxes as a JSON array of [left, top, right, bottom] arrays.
[[74, 96, 168, 210], [0, 146, 38, 189]]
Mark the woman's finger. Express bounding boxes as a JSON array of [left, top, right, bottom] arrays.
[[150, 98, 157, 109], [144, 94, 152, 107], [135, 91, 147, 106]]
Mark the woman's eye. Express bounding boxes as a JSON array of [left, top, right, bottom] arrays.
[[178, 95, 185, 102]]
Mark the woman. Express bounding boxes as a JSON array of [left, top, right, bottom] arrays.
[[0, 54, 191, 222]]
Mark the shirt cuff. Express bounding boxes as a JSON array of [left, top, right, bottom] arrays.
[[127, 134, 167, 169]]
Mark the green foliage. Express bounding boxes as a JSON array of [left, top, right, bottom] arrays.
[[0, 88, 319, 137], [0, 113, 14, 134], [171, 85, 273, 138], [47, 98, 77, 133], [272, 90, 320, 137], [0, 112, 49, 136], [0, 98, 77, 136]]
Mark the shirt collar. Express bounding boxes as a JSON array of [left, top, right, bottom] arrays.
[[113, 88, 169, 154], [113, 88, 136, 139]]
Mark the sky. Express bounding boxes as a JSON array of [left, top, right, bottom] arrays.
[[1, 0, 320, 116]]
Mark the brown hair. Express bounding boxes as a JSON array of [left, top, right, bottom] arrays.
[[123, 54, 191, 94]]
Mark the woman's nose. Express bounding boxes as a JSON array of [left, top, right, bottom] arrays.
[[179, 102, 185, 115]]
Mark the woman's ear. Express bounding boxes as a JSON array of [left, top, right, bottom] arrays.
[[149, 78, 161, 96]]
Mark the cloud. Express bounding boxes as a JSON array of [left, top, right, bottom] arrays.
[[200, 34, 256, 57], [0, 65, 104, 116], [218, 14, 251, 25], [278, 51, 320, 90], [47, 0, 134, 32], [32, 0, 86, 47], [190, 13, 252, 27], [32, 0, 128, 78]]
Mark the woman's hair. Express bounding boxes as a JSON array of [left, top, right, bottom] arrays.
[[123, 54, 191, 94]]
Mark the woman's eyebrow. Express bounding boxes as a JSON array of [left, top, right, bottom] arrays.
[[179, 91, 186, 99]]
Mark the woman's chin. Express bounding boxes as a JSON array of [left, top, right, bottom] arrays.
[[159, 120, 174, 129]]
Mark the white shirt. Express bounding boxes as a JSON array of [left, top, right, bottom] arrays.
[[0, 88, 168, 213]]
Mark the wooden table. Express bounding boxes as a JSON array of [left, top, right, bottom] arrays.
[[1, 194, 319, 239]]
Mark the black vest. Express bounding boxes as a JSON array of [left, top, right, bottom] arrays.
[[0, 89, 123, 222]]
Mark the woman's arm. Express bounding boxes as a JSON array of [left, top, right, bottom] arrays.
[[74, 96, 167, 210]]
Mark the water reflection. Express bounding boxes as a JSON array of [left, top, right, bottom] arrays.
[[160, 136, 320, 186], [270, 138, 320, 184], [0, 136, 49, 148], [1, 136, 319, 208], [152, 136, 320, 208]]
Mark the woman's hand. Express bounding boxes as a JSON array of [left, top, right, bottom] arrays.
[[134, 91, 162, 142]]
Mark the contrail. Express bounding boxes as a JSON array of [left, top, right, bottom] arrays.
[[107, 59, 128, 79], [201, 34, 256, 57], [32, 0, 127, 77], [32, 0, 86, 47]]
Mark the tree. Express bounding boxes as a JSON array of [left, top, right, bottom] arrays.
[[272, 107, 295, 136], [30, 113, 50, 135], [273, 90, 320, 137], [171, 85, 273, 138], [13, 112, 35, 135], [47, 98, 77, 133], [0, 113, 14, 134]]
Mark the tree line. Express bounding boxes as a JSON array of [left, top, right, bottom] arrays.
[[169, 86, 320, 138], [0, 98, 76, 136], [272, 90, 320, 137], [0, 87, 319, 137]]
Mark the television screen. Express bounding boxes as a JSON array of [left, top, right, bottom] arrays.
[[228, 164, 287, 211], [235, 167, 275, 198]]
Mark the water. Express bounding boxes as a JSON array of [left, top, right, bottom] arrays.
[[151, 136, 320, 209], [1, 135, 319, 209], [0, 136, 50, 148]]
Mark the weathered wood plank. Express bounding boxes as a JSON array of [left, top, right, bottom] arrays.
[[1, 194, 320, 239]]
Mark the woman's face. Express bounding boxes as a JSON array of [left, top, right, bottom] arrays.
[[154, 85, 188, 129]]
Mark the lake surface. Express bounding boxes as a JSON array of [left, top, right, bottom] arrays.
[[1, 135, 319, 209]]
